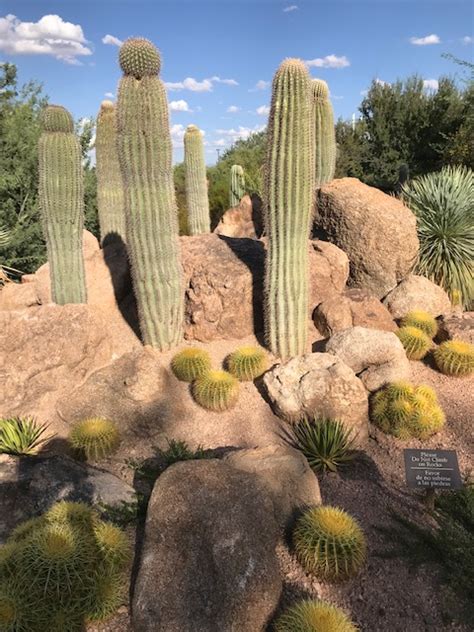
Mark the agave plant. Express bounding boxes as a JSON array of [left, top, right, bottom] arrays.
[[402, 165, 474, 309], [292, 417, 356, 473], [0, 417, 53, 455]]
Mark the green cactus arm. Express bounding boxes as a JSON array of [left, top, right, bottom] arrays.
[[184, 125, 210, 234]]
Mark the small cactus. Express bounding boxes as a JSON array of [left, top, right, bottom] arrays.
[[400, 311, 438, 338], [293, 506, 366, 580], [433, 340, 474, 377], [184, 125, 210, 234], [371, 381, 445, 439], [397, 326, 432, 360], [69, 418, 120, 460], [45, 501, 99, 527], [274, 599, 358, 632], [192, 370, 239, 411], [230, 165, 245, 207], [87, 570, 124, 622], [93, 522, 130, 567], [171, 348, 212, 382], [226, 346, 269, 381]]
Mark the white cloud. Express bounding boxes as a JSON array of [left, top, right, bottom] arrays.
[[0, 14, 92, 64], [104, 92, 114, 98], [375, 78, 389, 86], [283, 5, 298, 12], [215, 124, 266, 143], [423, 78, 439, 91], [462, 35, 473, 44], [410, 34, 440, 45], [360, 89, 368, 96], [165, 76, 237, 92], [252, 80, 270, 91], [306, 54, 350, 68], [227, 105, 240, 113], [170, 123, 186, 147], [256, 105, 270, 116], [102, 34, 122, 47], [169, 99, 192, 112], [332, 95, 344, 100]]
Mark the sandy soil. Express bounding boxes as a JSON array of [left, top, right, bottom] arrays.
[[67, 335, 473, 632]]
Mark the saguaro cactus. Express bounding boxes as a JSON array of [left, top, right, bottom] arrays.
[[116, 37, 183, 349], [264, 59, 314, 359], [230, 164, 245, 207], [311, 79, 336, 187], [38, 105, 87, 304], [96, 100, 126, 243], [183, 125, 210, 234]]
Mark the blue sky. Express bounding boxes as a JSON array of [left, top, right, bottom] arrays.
[[1, 0, 473, 164]]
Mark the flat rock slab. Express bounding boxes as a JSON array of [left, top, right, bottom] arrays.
[[132, 460, 281, 632], [0, 454, 136, 544]]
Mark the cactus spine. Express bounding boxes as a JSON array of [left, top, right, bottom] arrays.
[[230, 164, 245, 207], [96, 101, 126, 243], [311, 79, 336, 187], [264, 59, 314, 359], [184, 125, 210, 234], [117, 38, 183, 349], [38, 105, 87, 304]]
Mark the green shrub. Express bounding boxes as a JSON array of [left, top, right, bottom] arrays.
[[0, 416, 53, 455], [171, 348, 211, 382], [402, 165, 474, 309], [371, 381, 445, 439], [433, 340, 474, 376], [274, 599, 358, 632], [396, 325, 432, 360], [400, 310, 438, 338], [226, 346, 268, 381], [293, 506, 366, 580], [159, 438, 207, 466], [192, 370, 239, 411], [69, 417, 120, 460], [0, 501, 130, 629], [292, 417, 355, 473]]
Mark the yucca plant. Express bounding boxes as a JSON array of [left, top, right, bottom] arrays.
[[0, 417, 53, 455], [292, 417, 355, 473], [402, 165, 474, 309], [274, 599, 358, 632]]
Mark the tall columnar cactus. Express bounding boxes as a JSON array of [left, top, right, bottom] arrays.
[[230, 164, 245, 207], [183, 125, 210, 234], [311, 79, 336, 187], [116, 38, 183, 349], [264, 59, 314, 359], [96, 100, 126, 244], [38, 105, 87, 304]]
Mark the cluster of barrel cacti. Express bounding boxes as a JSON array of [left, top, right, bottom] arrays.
[[0, 501, 129, 631]]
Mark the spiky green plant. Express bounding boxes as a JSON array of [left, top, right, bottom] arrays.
[[226, 346, 269, 381], [402, 165, 474, 309], [86, 570, 124, 623], [93, 522, 130, 567], [45, 501, 99, 527], [274, 599, 358, 632], [401, 310, 438, 338], [0, 584, 26, 632], [292, 417, 355, 473], [69, 418, 120, 460], [293, 506, 366, 580], [396, 325, 432, 360], [171, 348, 211, 382], [434, 340, 474, 377], [264, 58, 314, 359], [0, 416, 53, 455], [311, 79, 336, 187], [230, 164, 245, 207], [159, 438, 207, 466], [192, 370, 239, 411], [38, 104, 87, 305], [184, 125, 210, 234], [371, 381, 445, 439], [117, 37, 183, 349], [96, 100, 126, 244]]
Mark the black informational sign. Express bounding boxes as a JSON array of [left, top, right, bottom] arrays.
[[404, 449, 462, 490]]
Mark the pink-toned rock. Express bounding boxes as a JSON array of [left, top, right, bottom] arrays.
[[383, 275, 452, 319], [437, 312, 474, 345], [316, 178, 419, 297], [213, 195, 263, 239], [314, 289, 397, 337]]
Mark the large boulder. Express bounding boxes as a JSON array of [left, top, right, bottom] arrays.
[[132, 460, 282, 632], [313, 288, 397, 337], [316, 178, 419, 298], [262, 353, 368, 444], [0, 454, 136, 544], [383, 275, 452, 319], [326, 326, 411, 392], [213, 194, 263, 239], [0, 304, 140, 422], [224, 444, 321, 531], [437, 312, 474, 345]]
